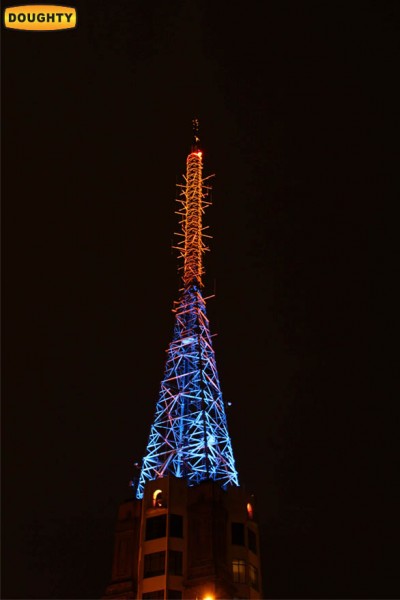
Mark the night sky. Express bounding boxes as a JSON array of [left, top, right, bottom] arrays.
[[2, 1, 398, 598]]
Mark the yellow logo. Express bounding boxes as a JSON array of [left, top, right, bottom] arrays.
[[4, 5, 76, 30]]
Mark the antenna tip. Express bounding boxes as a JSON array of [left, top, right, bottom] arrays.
[[192, 118, 200, 146]]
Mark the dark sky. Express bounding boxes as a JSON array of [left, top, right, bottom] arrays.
[[2, 1, 398, 598]]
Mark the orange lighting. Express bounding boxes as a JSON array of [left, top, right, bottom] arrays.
[[152, 489, 163, 507], [173, 144, 213, 290], [247, 502, 254, 519], [203, 596, 214, 600], [180, 151, 206, 287]]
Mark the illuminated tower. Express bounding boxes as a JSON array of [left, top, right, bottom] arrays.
[[104, 123, 263, 600], [136, 123, 238, 499]]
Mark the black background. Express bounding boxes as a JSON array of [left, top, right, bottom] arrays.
[[2, 1, 398, 598]]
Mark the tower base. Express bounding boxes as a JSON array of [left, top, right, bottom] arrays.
[[104, 477, 262, 600]]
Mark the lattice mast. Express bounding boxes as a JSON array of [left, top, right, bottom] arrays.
[[177, 118, 212, 289], [136, 121, 238, 499]]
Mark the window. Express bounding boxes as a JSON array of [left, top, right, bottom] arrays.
[[248, 528, 257, 554], [168, 550, 183, 576], [146, 515, 167, 540], [143, 591, 164, 599], [231, 522, 245, 546], [249, 564, 258, 590], [144, 551, 166, 578], [232, 559, 246, 583], [167, 590, 182, 599], [169, 514, 183, 538]]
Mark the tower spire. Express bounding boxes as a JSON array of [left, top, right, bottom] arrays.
[[136, 124, 238, 499], [174, 119, 212, 289]]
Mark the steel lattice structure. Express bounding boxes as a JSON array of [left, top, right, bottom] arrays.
[[136, 124, 238, 499]]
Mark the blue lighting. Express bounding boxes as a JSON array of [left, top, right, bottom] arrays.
[[136, 285, 239, 499]]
